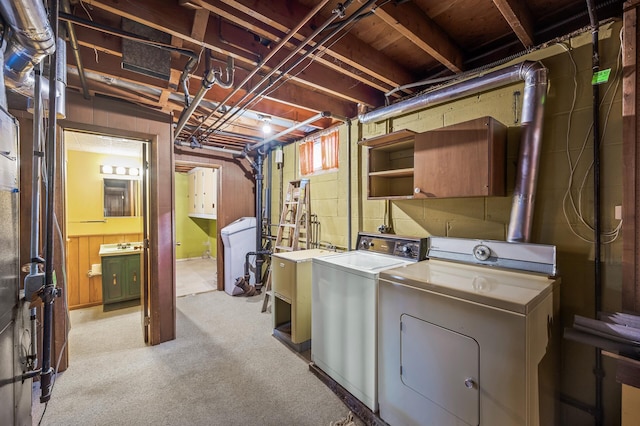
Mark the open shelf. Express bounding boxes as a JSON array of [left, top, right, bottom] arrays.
[[360, 117, 507, 199], [369, 168, 414, 178]]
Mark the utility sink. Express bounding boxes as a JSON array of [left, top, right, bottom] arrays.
[[99, 242, 143, 257]]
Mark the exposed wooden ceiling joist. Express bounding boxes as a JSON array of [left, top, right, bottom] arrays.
[[492, 0, 535, 47], [38, 0, 623, 151], [373, 1, 464, 73]]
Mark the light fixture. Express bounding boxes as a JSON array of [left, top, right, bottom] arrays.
[[258, 114, 272, 134], [101, 165, 141, 177]]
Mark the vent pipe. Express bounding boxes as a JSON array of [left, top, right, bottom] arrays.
[[1, 0, 55, 91], [358, 60, 548, 243]]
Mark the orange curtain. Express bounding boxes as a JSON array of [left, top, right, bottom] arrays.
[[321, 129, 339, 170], [299, 141, 312, 176], [300, 129, 338, 176]]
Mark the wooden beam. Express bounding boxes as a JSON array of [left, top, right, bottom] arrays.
[[210, 17, 384, 107], [492, 0, 535, 47], [373, 2, 463, 73], [74, 1, 383, 107], [191, 8, 210, 42], [72, 30, 358, 118], [159, 36, 184, 108], [197, 0, 415, 92]]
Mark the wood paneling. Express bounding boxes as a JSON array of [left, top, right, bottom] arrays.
[[66, 234, 142, 310]]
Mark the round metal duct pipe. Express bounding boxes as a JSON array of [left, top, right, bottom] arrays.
[[0, 0, 55, 89]]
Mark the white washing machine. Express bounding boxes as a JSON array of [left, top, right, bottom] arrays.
[[377, 237, 560, 426], [312, 233, 428, 412], [220, 217, 256, 295]]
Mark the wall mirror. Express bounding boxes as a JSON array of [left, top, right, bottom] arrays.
[[104, 178, 140, 217]]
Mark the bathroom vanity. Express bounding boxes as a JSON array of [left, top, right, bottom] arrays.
[[99, 243, 142, 309]]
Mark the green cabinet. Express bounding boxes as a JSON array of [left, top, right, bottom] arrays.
[[101, 254, 141, 307]]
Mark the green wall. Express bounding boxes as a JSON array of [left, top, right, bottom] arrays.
[[271, 21, 623, 425], [66, 149, 142, 236], [174, 172, 217, 260]]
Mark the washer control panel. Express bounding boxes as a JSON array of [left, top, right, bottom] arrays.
[[356, 233, 428, 261]]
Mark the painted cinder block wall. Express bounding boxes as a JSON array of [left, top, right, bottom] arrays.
[[271, 22, 623, 425]]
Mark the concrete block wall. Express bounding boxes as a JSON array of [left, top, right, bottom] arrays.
[[270, 20, 624, 425]]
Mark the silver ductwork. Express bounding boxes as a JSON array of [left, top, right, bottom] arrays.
[[53, 36, 66, 119], [358, 61, 548, 243], [1, 0, 66, 117], [1, 0, 55, 89]]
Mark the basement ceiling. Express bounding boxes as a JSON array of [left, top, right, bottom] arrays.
[[52, 0, 624, 153]]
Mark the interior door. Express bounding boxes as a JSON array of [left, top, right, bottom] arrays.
[[141, 143, 150, 343]]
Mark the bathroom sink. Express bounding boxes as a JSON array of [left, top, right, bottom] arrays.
[[98, 242, 143, 257]]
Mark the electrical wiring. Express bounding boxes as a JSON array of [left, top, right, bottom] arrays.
[[559, 29, 623, 244]]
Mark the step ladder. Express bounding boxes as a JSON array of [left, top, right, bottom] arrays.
[[261, 179, 310, 312]]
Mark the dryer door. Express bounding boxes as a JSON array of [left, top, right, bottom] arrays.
[[401, 314, 480, 426]]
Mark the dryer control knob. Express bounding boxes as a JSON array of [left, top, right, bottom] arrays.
[[473, 244, 491, 261]]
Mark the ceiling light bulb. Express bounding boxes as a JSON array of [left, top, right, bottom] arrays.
[[115, 166, 127, 175], [101, 165, 113, 174], [262, 122, 272, 134], [129, 167, 139, 176]]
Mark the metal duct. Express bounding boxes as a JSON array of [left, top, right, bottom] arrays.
[[174, 141, 243, 156], [358, 60, 548, 243], [54, 36, 66, 119], [1, 0, 55, 90]]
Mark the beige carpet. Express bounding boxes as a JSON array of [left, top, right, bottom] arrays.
[[32, 291, 360, 425]]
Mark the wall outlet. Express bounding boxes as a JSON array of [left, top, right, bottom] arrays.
[[615, 205, 622, 220]]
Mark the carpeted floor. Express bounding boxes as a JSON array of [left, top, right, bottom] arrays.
[[32, 291, 360, 426]]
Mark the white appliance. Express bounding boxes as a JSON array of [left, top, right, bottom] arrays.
[[377, 237, 560, 426], [312, 233, 428, 412], [220, 217, 257, 295]]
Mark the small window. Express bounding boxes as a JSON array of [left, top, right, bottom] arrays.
[[299, 129, 339, 176]]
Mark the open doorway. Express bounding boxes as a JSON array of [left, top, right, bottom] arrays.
[[63, 130, 149, 337], [174, 162, 219, 297]]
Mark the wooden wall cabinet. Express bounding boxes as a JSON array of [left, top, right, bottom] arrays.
[[360, 117, 506, 199], [188, 167, 218, 219]]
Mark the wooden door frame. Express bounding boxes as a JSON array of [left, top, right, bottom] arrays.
[[623, 0, 640, 313], [174, 161, 221, 288], [58, 93, 176, 347]]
